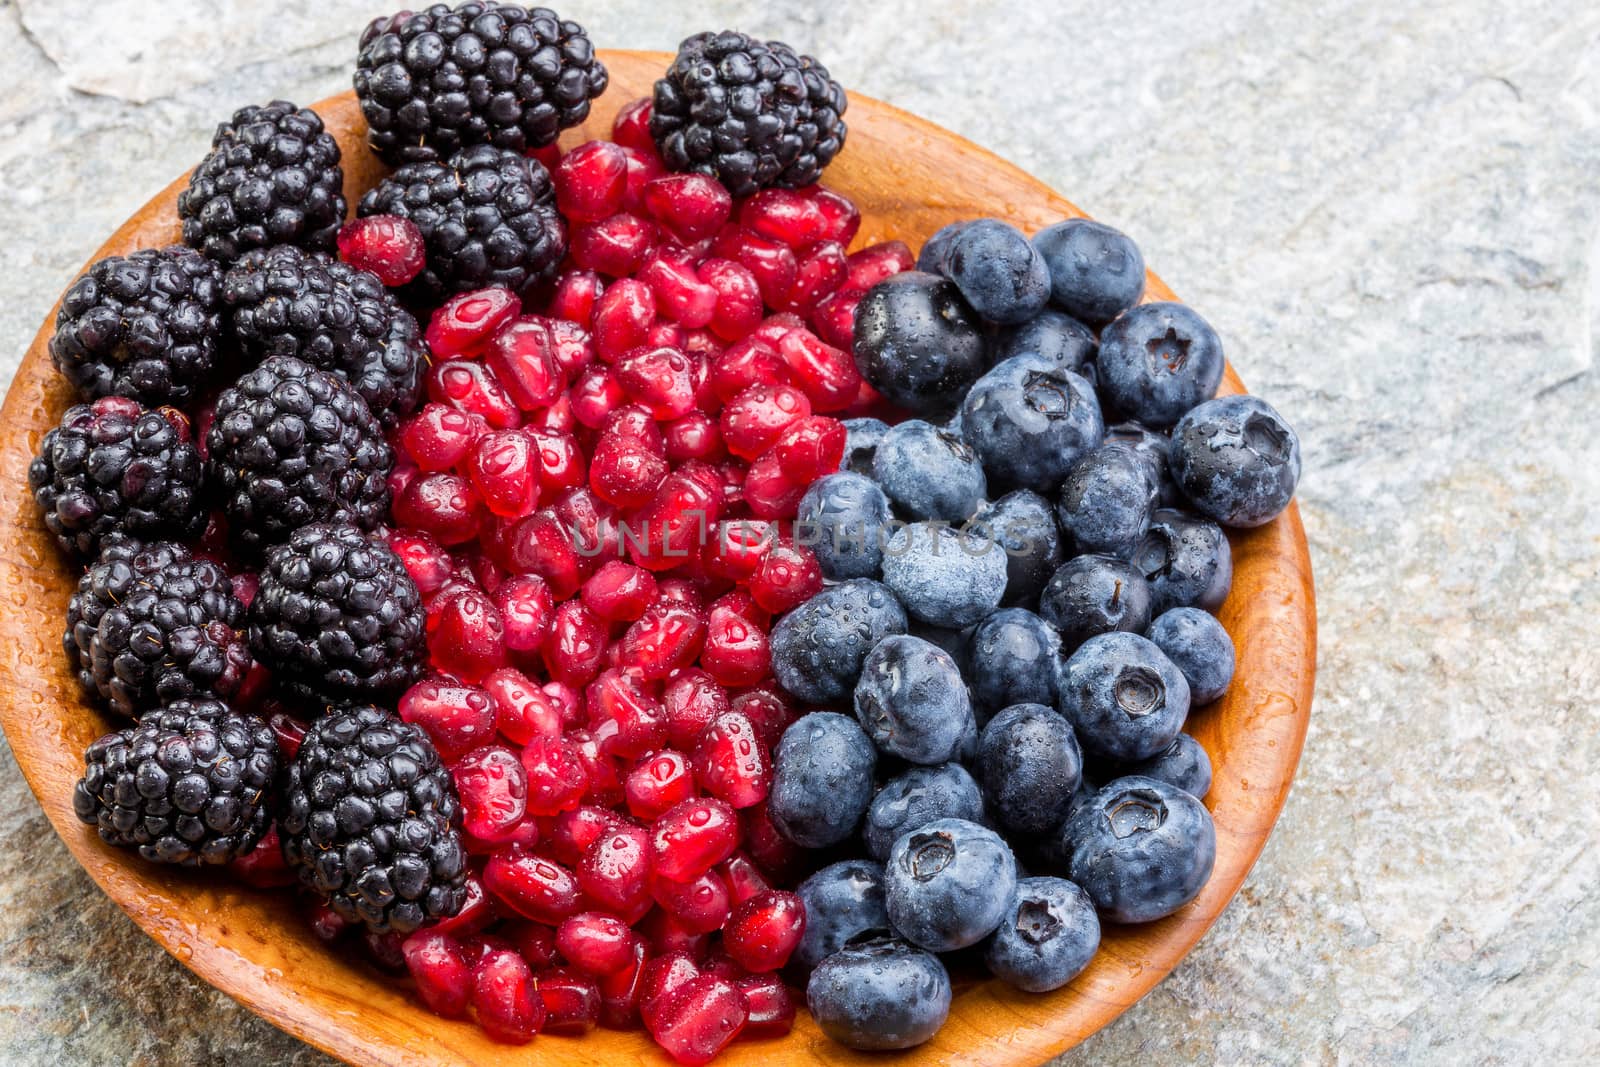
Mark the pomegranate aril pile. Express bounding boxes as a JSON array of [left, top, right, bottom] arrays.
[[382, 110, 892, 1057]]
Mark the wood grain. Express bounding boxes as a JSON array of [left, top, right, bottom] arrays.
[[0, 50, 1316, 1067]]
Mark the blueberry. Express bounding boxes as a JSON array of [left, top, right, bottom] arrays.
[[806, 936, 952, 1050], [978, 489, 1065, 607], [1146, 607, 1235, 704], [854, 635, 975, 764], [905, 618, 971, 671], [881, 523, 1008, 629], [863, 762, 986, 862], [1169, 394, 1301, 528], [1132, 508, 1232, 613], [1063, 775, 1216, 923], [797, 472, 892, 581], [1056, 445, 1156, 557], [1058, 631, 1189, 762], [770, 579, 907, 705], [794, 859, 892, 972], [1115, 733, 1213, 799], [872, 420, 987, 522], [1104, 420, 1177, 504], [960, 356, 1104, 493], [974, 703, 1083, 838], [993, 308, 1097, 376], [884, 817, 1018, 952], [943, 219, 1052, 325], [769, 712, 878, 848], [1031, 218, 1146, 326], [967, 608, 1060, 720], [840, 417, 889, 475], [1039, 554, 1153, 650], [982, 876, 1101, 992], [853, 272, 986, 417], [1096, 302, 1224, 429], [916, 220, 969, 274]]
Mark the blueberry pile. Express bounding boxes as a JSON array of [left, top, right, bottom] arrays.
[[770, 216, 1302, 1050]]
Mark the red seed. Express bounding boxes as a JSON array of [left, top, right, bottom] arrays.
[[611, 97, 656, 154], [399, 675, 497, 760], [699, 258, 764, 341], [425, 586, 508, 681], [483, 848, 582, 925], [471, 946, 546, 1043], [661, 669, 732, 751], [846, 240, 916, 291], [740, 189, 831, 248], [555, 141, 629, 222], [485, 318, 564, 411], [718, 852, 772, 906], [453, 745, 529, 843], [624, 749, 697, 821], [641, 251, 718, 329], [402, 929, 471, 1018], [581, 560, 659, 622], [652, 797, 740, 883], [735, 973, 796, 1038], [466, 430, 540, 519], [536, 967, 603, 1034], [491, 574, 554, 653], [578, 823, 654, 921], [399, 403, 486, 471], [643, 173, 733, 244], [748, 543, 824, 614], [719, 382, 811, 460], [570, 363, 628, 429], [616, 345, 699, 419], [810, 287, 862, 351], [778, 329, 861, 412], [427, 358, 520, 429], [722, 890, 806, 973], [548, 269, 605, 326], [620, 600, 708, 680], [698, 609, 771, 690], [770, 414, 848, 484], [597, 938, 650, 1030], [711, 226, 797, 308], [525, 428, 586, 491], [396, 472, 483, 545], [543, 600, 608, 686], [337, 215, 426, 285], [573, 213, 659, 278], [691, 710, 771, 808], [639, 951, 703, 1032], [520, 735, 590, 815], [650, 867, 732, 935], [556, 912, 640, 977], [426, 287, 521, 358], [648, 974, 747, 1065], [810, 185, 863, 246]]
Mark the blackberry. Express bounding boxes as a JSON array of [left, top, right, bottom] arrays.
[[66, 539, 250, 719], [354, 2, 608, 165], [357, 144, 566, 301], [206, 354, 393, 556], [223, 245, 426, 427], [177, 100, 346, 264], [29, 397, 205, 559], [650, 30, 848, 198], [49, 246, 224, 407], [72, 699, 279, 866], [250, 523, 425, 705], [279, 704, 468, 933]]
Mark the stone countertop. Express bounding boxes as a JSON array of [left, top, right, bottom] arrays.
[[2, 0, 1598, 1063]]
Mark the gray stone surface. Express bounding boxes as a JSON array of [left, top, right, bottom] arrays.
[[1, 0, 1598, 1063]]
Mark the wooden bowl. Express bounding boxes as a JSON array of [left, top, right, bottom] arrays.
[[0, 50, 1315, 1067]]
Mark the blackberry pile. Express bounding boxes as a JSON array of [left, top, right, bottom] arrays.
[[249, 522, 425, 705], [205, 353, 394, 556], [354, 2, 608, 164], [48, 246, 224, 408], [357, 144, 566, 300], [279, 705, 467, 933], [650, 30, 848, 198], [223, 245, 426, 427], [177, 100, 346, 264], [72, 699, 279, 866]]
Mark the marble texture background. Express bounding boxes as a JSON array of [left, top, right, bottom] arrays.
[[3, 0, 1599, 1063]]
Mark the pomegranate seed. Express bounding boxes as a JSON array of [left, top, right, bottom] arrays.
[[491, 575, 554, 654], [711, 226, 796, 308], [652, 797, 739, 883], [708, 587, 767, 626], [453, 745, 528, 843], [626, 473, 720, 572], [426, 587, 508, 681], [568, 727, 626, 806], [598, 938, 650, 1029], [604, 403, 665, 445], [526, 428, 585, 491], [741, 451, 807, 519], [641, 909, 712, 960], [578, 823, 654, 920], [395, 676, 494, 760], [625, 749, 697, 821], [466, 430, 540, 519], [639, 951, 703, 1032], [228, 824, 294, 888], [810, 186, 862, 245], [718, 853, 771, 906], [740, 189, 830, 248], [771, 414, 848, 483], [555, 141, 629, 222], [702, 520, 774, 583], [751, 312, 807, 346], [719, 382, 811, 459], [739, 802, 803, 880], [662, 411, 724, 463], [548, 268, 604, 325], [722, 890, 806, 973], [428, 358, 520, 428], [426, 287, 520, 358], [641, 252, 718, 329], [557, 912, 640, 977], [620, 146, 667, 214], [396, 472, 482, 544], [402, 929, 471, 1018], [389, 528, 457, 600], [846, 240, 915, 290], [586, 668, 667, 757], [433, 872, 495, 937], [463, 816, 538, 856], [691, 710, 770, 808], [778, 328, 860, 411], [616, 345, 699, 419], [749, 543, 823, 613], [699, 258, 763, 341], [729, 687, 794, 749], [471, 946, 545, 1043], [485, 319, 564, 411], [502, 920, 560, 969], [399, 403, 485, 471], [520, 735, 590, 815], [483, 848, 582, 925], [466, 550, 507, 594], [649, 974, 747, 1065], [810, 287, 861, 351], [651, 867, 732, 935], [661, 670, 731, 751], [612, 97, 655, 153], [590, 432, 670, 509], [643, 174, 733, 244], [337, 215, 426, 286], [543, 600, 607, 686], [364, 932, 409, 972], [573, 213, 658, 278], [537, 967, 602, 1034], [654, 576, 707, 610], [529, 141, 562, 171], [707, 339, 793, 404], [699, 610, 770, 690], [459, 931, 517, 968], [543, 804, 624, 866], [570, 364, 627, 429], [620, 600, 708, 679], [593, 278, 658, 361], [735, 973, 796, 1038]]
